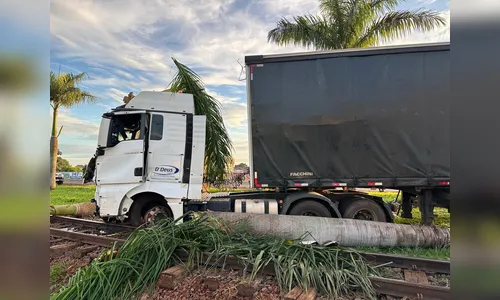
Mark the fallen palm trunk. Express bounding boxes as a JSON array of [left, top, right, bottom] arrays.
[[50, 202, 96, 217], [209, 212, 450, 247]]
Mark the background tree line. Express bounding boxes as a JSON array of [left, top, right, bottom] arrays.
[[56, 156, 85, 173]]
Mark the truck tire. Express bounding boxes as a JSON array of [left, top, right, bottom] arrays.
[[288, 200, 332, 217], [340, 199, 386, 222], [129, 195, 172, 226]]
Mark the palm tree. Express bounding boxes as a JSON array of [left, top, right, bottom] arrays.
[[164, 58, 233, 181], [50, 71, 96, 189], [268, 0, 446, 50]]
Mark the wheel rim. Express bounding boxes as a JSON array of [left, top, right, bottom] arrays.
[[352, 209, 375, 221], [143, 206, 170, 224], [300, 211, 320, 217]]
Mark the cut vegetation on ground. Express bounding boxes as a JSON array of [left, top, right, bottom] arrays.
[[51, 214, 379, 300]]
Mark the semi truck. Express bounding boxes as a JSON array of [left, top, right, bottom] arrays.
[[87, 42, 450, 226]]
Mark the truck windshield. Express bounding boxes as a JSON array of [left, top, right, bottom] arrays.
[[108, 114, 147, 147]]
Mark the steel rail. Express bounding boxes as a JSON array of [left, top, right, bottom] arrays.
[[50, 228, 126, 247], [370, 276, 450, 300], [360, 252, 450, 274], [50, 215, 136, 232]]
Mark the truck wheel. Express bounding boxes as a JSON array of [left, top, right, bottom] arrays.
[[142, 205, 172, 225], [129, 196, 172, 226], [288, 201, 332, 217], [340, 199, 386, 222]]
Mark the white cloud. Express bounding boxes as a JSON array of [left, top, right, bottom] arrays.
[[417, 0, 438, 4], [51, 108, 100, 141], [222, 102, 247, 129], [49, 108, 100, 165], [58, 144, 97, 165], [106, 88, 131, 104], [51, 0, 450, 165]]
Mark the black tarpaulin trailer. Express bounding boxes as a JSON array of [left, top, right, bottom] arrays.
[[245, 43, 450, 191]]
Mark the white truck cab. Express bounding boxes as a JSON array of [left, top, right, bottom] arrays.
[[92, 91, 206, 225]]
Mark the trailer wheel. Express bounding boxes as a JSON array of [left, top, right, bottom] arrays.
[[288, 200, 332, 217], [340, 199, 385, 222], [129, 195, 173, 226]]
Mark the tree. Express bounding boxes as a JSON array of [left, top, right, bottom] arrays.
[[75, 165, 85, 172], [56, 157, 72, 172], [165, 58, 233, 181], [267, 0, 446, 50], [57, 157, 83, 172], [50, 71, 96, 189]]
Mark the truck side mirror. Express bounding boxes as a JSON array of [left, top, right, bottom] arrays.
[[98, 117, 111, 148]]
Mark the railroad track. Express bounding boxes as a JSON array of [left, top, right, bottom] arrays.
[[50, 215, 133, 247], [49, 216, 450, 299]]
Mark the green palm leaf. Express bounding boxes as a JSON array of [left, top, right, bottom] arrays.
[[50, 71, 96, 109], [354, 9, 446, 47], [268, 0, 447, 50], [165, 58, 233, 181]]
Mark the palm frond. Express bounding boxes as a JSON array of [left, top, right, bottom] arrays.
[[342, 0, 365, 48], [267, 15, 335, 50], [50, 71, 96, 108], [167, 58, 233, 180], [369, 0, 400, 11], [268, 0, 446, 50], [319, 0, 349, 46], [353, 9, 446, 47]]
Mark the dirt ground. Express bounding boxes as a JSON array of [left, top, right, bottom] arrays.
[[377, 267, 450, 288], [139, 268, 377, 300], [141, 269, 284, 300], [50, 237, 104, 294]]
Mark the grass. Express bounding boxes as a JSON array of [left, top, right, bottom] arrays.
[[364, 190, 401, 202], [362, 190, 450, 228], [50, 185, 95, 206], [353, 246, 450, 260], [50, 263, 67, 282], [50, 263, 67, 292], [394, 207, 450, 228], [49, 186, 251, 205], [207, 187, 253, 193]]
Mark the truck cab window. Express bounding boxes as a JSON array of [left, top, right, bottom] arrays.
[[150, 115, 164, 140], [109, 114, 144, 147]]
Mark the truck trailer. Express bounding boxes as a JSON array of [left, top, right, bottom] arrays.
[[88, 42, 450, 226]]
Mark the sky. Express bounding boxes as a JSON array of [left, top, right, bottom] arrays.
[[50, 0, 450, 166]]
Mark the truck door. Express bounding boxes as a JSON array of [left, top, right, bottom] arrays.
[[95, 111, 147, 185], [145, 112, 187, 186]]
